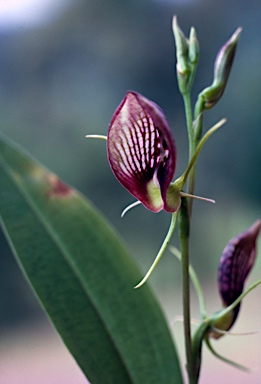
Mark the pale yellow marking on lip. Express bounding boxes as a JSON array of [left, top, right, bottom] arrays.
[[147, 179, 163, 211]]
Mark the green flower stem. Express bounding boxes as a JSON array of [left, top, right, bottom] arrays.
[[178, 197, 196, 384], [187, 97, 206, 212], [182, 92, 194, 156], [193, 97, 204, 142], [170, 246, 207, 318], [180, 88, 199, 382], [134, 211, 178, 289], [182, 88, 197, 217], [182, 90, 197, 215], [191, 320, 211, 382], [187, 162, 196, 214], [186, 133, 198, 215]]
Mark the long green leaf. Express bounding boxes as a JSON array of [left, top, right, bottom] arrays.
[[0, 133, 183, 384]]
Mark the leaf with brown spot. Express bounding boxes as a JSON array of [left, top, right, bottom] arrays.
[[0, 132, 183, 384]]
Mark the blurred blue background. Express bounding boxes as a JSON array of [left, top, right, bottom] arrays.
[[0, 0, 260, 383]]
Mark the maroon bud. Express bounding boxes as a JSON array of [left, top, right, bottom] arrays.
[[217, 219, 261, 329]]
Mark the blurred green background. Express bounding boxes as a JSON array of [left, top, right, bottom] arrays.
[[0, 0, 260, 382]]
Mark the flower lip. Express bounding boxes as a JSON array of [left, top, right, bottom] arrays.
[[107, 91, 177, 213]]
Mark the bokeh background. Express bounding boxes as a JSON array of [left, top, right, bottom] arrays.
[[0, 0, 260, 383]]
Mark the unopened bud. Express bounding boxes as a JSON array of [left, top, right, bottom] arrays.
[[188, 27, 199, 66], [196, 27, 242, 111], [172, 16, 198, 93]]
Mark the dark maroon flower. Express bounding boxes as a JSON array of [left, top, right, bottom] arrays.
[[107, 91, 178, 213], [217, 219, 261, 330]]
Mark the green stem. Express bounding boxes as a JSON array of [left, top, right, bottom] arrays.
[[170, 246, 207, 318], [191, 320, 211, 382], [182, 92, 194, 159], [181, 90, 197, 383], [182, 91, 196, 215], [186, 101, 205, 214], [178, 197, 196, 384], [186, 154, 196, 215]]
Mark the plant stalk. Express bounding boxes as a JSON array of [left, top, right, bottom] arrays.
[[182, 92, 193, 159], [182, 91, 198, 216], [178, 197, 196, 384]]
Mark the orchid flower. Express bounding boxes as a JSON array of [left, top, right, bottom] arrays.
[[87, 91, 223, 288], [190, 220, 261, 376], [107, 91, 180, 213], [210, 219, 261, 339], [105, 91, 221, 217]]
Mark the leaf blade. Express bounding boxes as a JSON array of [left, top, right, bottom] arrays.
[[0, 133, 183, 384]]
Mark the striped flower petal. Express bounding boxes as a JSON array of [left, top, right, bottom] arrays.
[[107, 91, 177, 213]]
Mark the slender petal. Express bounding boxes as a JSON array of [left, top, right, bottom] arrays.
[[107, 91, 177, 212]]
